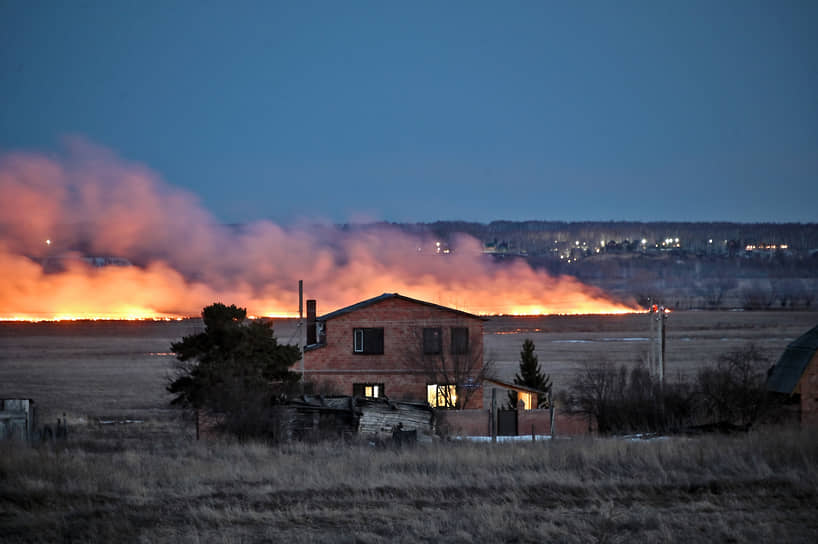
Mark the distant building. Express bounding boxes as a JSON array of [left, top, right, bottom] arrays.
[[302, 293, 485, 409]]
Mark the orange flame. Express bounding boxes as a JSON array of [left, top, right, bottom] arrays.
[[0, 143, 638, 321]]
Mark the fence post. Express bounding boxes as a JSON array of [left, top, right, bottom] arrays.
[[490, 388, 497, 443]]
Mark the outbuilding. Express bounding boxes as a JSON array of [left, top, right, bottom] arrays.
[[767, 324, 818, 425]]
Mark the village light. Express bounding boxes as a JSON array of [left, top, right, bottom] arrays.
[[45, 239, 51, 245]]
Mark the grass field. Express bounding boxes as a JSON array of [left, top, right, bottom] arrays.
[[1, 428, 817, 543], [1, 312, 817, 542]]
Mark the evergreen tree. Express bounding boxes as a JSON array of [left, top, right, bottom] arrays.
[[507, 338, 552, 409], [167, 303, 301, 410]]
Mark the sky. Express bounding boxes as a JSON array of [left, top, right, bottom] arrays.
[[1, 0, 816, 224]]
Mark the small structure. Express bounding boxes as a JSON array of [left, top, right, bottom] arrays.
[[285, 395, 434, 441], [767, 324, 818, 425], [302, 293, 486, 409], [0, 399, 37, 441], [197, 396, 435, 442]]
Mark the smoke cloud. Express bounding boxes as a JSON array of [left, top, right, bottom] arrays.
[[0, 142, 636, 320]]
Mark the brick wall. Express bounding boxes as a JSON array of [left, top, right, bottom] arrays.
[[799, 353, 818, 426], [436, 408, 592, 437], [303, 297, 484, 409]]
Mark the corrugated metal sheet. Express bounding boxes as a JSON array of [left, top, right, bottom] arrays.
[[767, 325, 818, 394]]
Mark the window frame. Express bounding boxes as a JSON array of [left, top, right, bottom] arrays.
[[352, 327, 384, 354], [422, 327, 442, 355], [426, 384, 458, 409], [353, 383, 385, 398], [450, 327, 469, 355]]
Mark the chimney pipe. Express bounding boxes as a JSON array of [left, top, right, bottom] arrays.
[[306, 299, 317, 345], [298, 280, 303, 320]]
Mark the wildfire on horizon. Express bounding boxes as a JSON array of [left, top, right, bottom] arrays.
[[0, 143, 638, 322]]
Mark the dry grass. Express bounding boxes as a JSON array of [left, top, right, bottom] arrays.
[[1, 428, 817, 543]]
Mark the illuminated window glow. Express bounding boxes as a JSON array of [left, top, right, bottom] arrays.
[[427, 384, 457, 408]]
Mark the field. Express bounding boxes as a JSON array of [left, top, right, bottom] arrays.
[[1, 311, 817, 542], [2, 311, 815, 424]]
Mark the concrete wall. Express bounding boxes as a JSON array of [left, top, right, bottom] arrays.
[[303, 297, 485, 409]]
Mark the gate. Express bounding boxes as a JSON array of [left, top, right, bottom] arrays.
[[497, 409, 517, 436]]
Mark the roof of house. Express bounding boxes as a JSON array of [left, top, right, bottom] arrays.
[[767, 324, 818, 394], [484, 378, 552, 396], [317, 292, 486, 322]]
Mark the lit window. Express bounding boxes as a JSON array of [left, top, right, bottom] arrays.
[[353, 383, 384, 398], [427, 384, 457, 408], [517, 391, 536, 410]]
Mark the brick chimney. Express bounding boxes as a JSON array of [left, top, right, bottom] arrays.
[[306, 299, 317, 345]]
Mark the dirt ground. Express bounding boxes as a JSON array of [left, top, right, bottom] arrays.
[[1, 311, 816, 427]]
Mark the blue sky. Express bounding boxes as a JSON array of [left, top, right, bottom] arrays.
[[1, 0, 816, 224]]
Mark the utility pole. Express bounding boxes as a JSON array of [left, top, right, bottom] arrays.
[[649, 303, 667, 385], [298, 280, 304, 392], [490, 388, 497, 443]]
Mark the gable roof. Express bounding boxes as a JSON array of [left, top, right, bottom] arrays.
[[317, 293, 486, 322], [767, 324, 818, 394]]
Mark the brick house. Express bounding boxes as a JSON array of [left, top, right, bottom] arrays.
[[767, 324, 818, 425], [302, 293, 486, 409]]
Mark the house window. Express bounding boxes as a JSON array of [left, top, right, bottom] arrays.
[[427, 384, 457, 408], [517, 391, 536, 410], [353, 383, 384, 398], [423, 327, 442, 354], [451, 327, 469, 354], [353, 328, 384, 354]]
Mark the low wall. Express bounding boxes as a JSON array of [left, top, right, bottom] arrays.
[[437, 409, 491, 436], [436, 408, 592, 437]]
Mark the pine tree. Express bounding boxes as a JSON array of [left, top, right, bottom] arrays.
[[507, 338, 552, 409], [167, 303, 301, 409]]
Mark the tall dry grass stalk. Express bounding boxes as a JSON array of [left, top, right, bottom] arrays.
[[1, 427, 817, 543]]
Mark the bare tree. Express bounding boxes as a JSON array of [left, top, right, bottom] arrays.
[[405, 323, 495, 409], [565, 360, 696, 434], [696, 344, 770, 427]]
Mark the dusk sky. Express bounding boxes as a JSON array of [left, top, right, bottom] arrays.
[[2, 0, 816, 224]]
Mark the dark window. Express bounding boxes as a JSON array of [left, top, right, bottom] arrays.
[[451, 327, 469, 354], [423, 327, 442, 354], [353, 327, 384, 354], [353, 383, 385, 398]]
